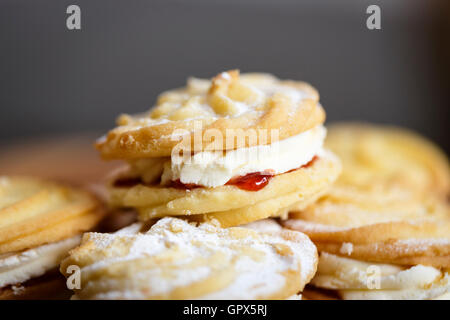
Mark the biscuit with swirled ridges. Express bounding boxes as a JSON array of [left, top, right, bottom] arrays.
[[283, 124, 450, 268], [60, 217, 318, 300], [284, 184, 450, 268], [325, 123, 450, 198], [311, 252, 449, 300], [0, 176, 106, 299], [99, 70, 340, 227], [282, 124, 450, 299], [96, 70, 325, 158]]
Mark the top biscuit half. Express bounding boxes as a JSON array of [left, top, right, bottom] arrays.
[[96, 70, 325, 159]]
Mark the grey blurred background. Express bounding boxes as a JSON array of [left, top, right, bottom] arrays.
[[1, 0, 449, 152]]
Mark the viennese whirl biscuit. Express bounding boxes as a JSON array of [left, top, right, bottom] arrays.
[[312, 252, 449, 300], [283, 124, 450, 299], [98, 70, 340, 227], [0, 176, 105, 299], [60, 217, 318, 300], [325, 123, 449, 198]]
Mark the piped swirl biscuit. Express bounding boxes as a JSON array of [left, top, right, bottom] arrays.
[[96, 70, 325, 159], [98, 71, 340, 227], [325, 123, 450, 198], [312, 252, 449, 300], [0, 176, 106, 298], [0, 176, 105, 254], [283, 124, 450, 268], [283, 123, 450, 299], [60, 217, 318, 300]]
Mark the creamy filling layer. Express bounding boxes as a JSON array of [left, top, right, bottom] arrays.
[[312, 252, 449, 300], [159, 125, 326, 188], [0, 236, 81, 288]]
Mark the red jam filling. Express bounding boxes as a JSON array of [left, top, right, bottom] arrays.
[[170, 155, 319, 191], [225, 172, 272, 191]]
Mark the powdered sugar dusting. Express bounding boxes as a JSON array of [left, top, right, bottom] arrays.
[[340, 242, 354, 256], [242, 218, 317, 286], [70, 217, 317, 299], [283, 219, 348, 232]]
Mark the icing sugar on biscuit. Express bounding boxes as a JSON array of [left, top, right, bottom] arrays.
[[339, 243, 353, 256], [96, 70, 325, 159], [61, 217, 318, 300], [313, 253, 449, 300]]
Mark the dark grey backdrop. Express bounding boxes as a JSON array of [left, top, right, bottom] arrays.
[[1, 0, 449, 152]]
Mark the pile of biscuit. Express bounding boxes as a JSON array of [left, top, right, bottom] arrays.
[[285, 124, 450, 299], [0, 177, 105, 299], [1, 70, 448, 299]]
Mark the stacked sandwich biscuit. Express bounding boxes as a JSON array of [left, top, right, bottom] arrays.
[[0, 176, 105, 299], [61, 217, 317, 299], [283, 124, 450, 300], [97, 70, 340, 227], [60, 70, 341, 299]]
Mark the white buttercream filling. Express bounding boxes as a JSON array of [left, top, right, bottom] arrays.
[[0, 236, 81, 287], [161, 125, 326, 188]]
